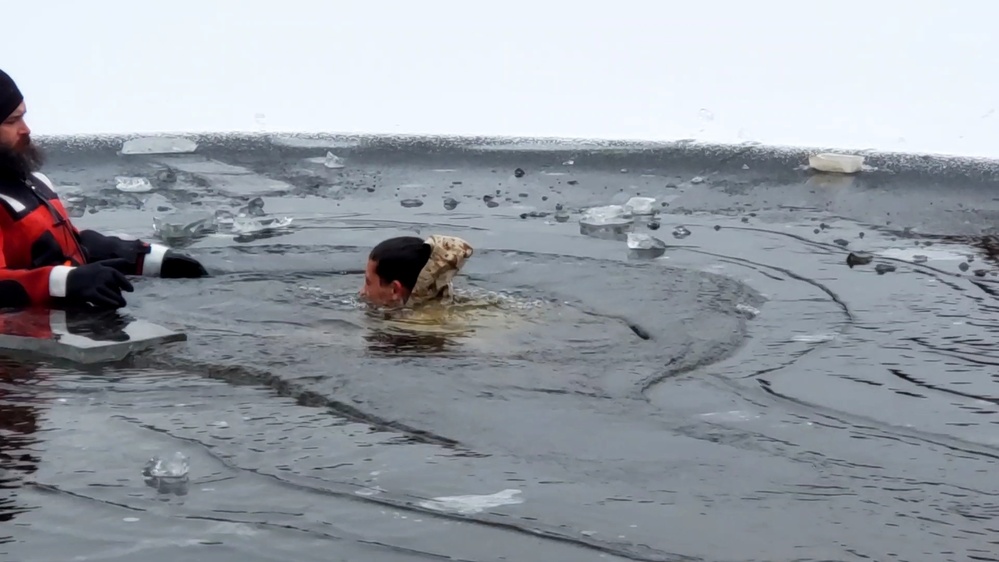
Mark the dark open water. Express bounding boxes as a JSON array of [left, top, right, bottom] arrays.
[[3, 134, 999, 561]]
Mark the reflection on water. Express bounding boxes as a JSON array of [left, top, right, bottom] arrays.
[[360, 289, 553, 356], [0, 358, 43, 540], [362, 329, 455, 355]]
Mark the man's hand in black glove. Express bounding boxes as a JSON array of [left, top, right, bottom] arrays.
[[65, 259, 135, 309], [160, 250, 208, 279]]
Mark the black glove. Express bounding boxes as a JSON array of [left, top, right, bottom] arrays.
[[160, 250, 208, 278], [65, 259, 135, 309], [76, 230, 145, 268]]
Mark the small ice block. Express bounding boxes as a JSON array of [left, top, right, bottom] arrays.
[[808, 153, 864, 174], [0, 309, 186, 364], [115, 176, 154, 193], [627, 232, 667, 259]]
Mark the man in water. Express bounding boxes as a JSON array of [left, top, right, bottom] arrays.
[[0, 69, 207, 311], [360, 235, 474, 308]]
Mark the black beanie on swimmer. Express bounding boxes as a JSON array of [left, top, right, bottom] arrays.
[[0, 69, 23, 122]]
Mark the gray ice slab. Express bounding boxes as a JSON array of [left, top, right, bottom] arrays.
[[150, 155, 291, 196], [121, 136, 198, 155], [0, 310, 186, 364]]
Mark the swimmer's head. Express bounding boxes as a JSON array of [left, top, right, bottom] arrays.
[[361, 236, 432, 307]]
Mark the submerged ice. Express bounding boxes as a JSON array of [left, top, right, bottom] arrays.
[[153, 196, 293, 243]]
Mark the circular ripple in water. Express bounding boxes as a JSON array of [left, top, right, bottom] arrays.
[[128, 245, 763, 439]]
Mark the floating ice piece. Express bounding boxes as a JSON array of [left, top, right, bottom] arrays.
[[579, 205, 634, 240], [627, 233, 667, 259], [143, 451, 191, 496], [121, 136, 198, 155], [232, 216, 293, 234], [153, 211, 217, 240], [625, 196, 656, 215], [846, 251, 873, 268], [114, 176, 154, 193], [144, 452, 190, 480], [418, 489, 523, 515], [324, 152, 345, 169], [582, 204, 629, 222], [808, 153, 864, 174], [627, 232, 665, 250], [214, 209, 235, 230]]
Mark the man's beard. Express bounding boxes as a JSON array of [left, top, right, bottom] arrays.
[[17, 138, 45, 172], [0, 137, 46, 178]]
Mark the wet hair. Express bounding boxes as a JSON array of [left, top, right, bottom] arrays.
[[368, 236, 433, 291]]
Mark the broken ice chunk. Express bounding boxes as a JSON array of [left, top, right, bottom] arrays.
[[153, 211, 217, 241], [627, 232, 667, 259], [121, 136, 198, 155], [324, 152, 345, 169], [808, 153, 864, 174], [418, 489, 524, 515], [142, 451, 190, 496], [627, 232, 665, 250], [579, 205, 634, 241], [232, 215, 293, 235], [143, 452, 190, 480], [625, 196, 656, 215], [214, 209, 235, 230], [115, 176, 154, 193]]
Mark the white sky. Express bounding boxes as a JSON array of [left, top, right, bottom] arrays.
[[8, 0, 997, 157]]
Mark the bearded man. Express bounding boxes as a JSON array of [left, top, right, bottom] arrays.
[[0, 69, 206, 311]]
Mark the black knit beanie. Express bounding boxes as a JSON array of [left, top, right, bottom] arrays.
[[0, 69, 23, 121]]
